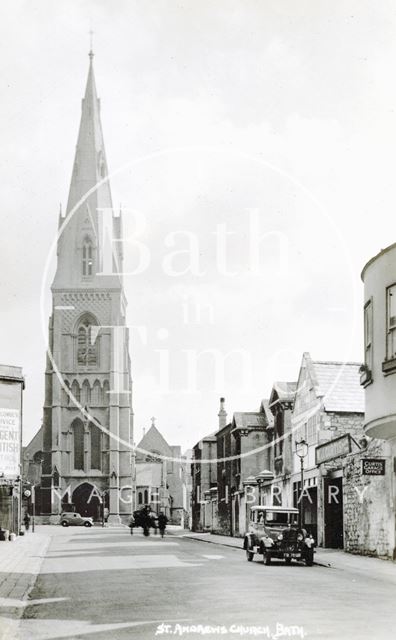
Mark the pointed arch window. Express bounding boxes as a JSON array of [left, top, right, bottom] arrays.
[[81, 380, 91, 406], [102, 380, 110, 405], [77, 316, 99, 368], [82, 238, 94, 276], [71, 380, 81, 404], [92, 380, 102, 406], [62, 381, 70, 406], [90, 422, 102, 471], [72, 419, 84, 471]]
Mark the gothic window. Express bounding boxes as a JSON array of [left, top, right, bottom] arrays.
[[144, 489, 149, 504], [81, 380, 91, 406], [71, 380, 80, 404], [102, 380, 110, 405], [62, 381, 70, 406], [92, 380, 102, 406], [72, 419, 84, 471], [82, 238, 94, 276], [90, 423, 102, 470], [77, 316, 98, 368], [138, 491, 143, 505]]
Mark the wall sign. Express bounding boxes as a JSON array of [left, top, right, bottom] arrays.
[[361, 459, 386, 476], [315, 434, 352, 465], [0, 408, 20, 477]]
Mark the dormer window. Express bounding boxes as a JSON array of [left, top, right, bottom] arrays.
[[82, 238, 93, 276]]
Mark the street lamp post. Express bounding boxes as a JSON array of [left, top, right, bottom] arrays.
[[295, 439, 309, 529]]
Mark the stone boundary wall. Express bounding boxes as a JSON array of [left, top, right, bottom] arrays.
[[343, 439, 394, 558]]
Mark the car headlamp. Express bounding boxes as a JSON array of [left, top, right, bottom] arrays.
[[277, 534, 283, 541]]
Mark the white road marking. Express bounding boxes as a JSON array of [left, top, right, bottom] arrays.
[[48, 541, 179, 552], [39, 554, 202, 574], [202, 554, 224, 560], [0, 597, 67, 608]]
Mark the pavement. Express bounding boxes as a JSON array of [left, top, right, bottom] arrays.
[[0, 529, 51, 639], [174, 529, 396, 578], [0, 526, 395, 639]]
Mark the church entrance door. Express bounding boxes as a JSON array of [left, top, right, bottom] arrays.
[[72, 483, 101, 521]]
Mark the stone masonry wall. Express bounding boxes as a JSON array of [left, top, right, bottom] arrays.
[[343, 439, 394, 558], [321, 412, 364, 440]]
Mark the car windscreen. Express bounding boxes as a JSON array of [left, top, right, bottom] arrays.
[[265, 511, 291, 525]]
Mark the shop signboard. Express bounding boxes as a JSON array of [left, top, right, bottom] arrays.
[[315, 434, 352, 465], [0, 366, 24, 479], [0, 408, 20, 476], [361, 459, 386, 476]]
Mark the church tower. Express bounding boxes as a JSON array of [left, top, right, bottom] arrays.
[[40, 50, 134, 523]]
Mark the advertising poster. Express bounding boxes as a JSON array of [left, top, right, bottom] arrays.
[[0, 378, 22, 478]]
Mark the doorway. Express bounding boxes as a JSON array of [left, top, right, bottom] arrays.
[[72, 483, 101, 520], [324, 477, 344, 548]]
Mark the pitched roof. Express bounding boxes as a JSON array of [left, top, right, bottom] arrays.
[[311, 360, 364, 413], [136, 425, 173, 458], [260, 399, 275, 428], [233, 411, 269, 429], [269, 381, 297, 406]]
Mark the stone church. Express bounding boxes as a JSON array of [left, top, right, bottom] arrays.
[[26, 50, 134, 523]]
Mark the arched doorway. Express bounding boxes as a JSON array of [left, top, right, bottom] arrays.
[[72, 482, 102, 520]]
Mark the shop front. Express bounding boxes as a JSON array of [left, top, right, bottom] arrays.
[[315, 433, 360, 549], [0, 364, 25, 537]]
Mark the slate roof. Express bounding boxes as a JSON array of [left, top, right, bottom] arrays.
[[136, 425, 173, 458], [311, 360, 364, 413], [260, 399, 275, 428], [233, 411, 268, 429], [269, 381, 297, 407]]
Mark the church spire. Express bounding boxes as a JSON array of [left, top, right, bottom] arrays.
[[65, 50, 112, 216], [53, 52, 123, 290]]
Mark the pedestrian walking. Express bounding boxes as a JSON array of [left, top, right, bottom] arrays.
[[23, 512, 31, 532], [157, 511, 168, 538], [128, 514, 135, 535]]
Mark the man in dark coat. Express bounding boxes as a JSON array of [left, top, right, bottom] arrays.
[[157, 511, 168, 538]]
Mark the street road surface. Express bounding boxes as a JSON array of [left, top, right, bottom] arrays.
[[5, 527, 396, 639]]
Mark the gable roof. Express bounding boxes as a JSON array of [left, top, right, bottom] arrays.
[[311, 360, 364, 413], [297, 353, 364, 413], [136, 425, 173, 458], [233, 411, 269, 430], [269, 381, 297, 407], [23, 425, 44, 458]]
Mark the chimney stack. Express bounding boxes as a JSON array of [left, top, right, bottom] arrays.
[[218, 397, 227, 430]]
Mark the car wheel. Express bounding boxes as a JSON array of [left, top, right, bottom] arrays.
[[61, 521, 68, 527], [285, 557, 292, 565], [246, 549, 254, 562], [84, 521, 92, 528]]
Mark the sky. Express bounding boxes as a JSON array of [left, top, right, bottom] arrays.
[[1, 0, 396, 450]]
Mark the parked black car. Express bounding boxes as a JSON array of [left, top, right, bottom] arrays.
[[243, 506, 315, 566]]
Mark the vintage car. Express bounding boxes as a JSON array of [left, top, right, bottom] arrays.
[[59, 512, 94, 527], [129, 508, 158, 533], [243, 506, 315, 566]]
